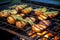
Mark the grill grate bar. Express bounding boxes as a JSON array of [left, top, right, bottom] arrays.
[[0, 27, 32, 40]]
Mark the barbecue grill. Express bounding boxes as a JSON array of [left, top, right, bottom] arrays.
[[0, 1, 60, 40]]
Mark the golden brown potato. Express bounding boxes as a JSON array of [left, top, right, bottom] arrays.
[[25, 17, 36, 22], [22, 7, 32, 14], [44, 33, 53, 38], [32, 24, 47, 33], [38, 16, 44, 21], [7, 14, 21, 24], [37, 31, 47, 36], [28, 31, 35, 36], [30, 17, 36, 22], [54, 36, 59, 40], [0, 12, 10, 18], [39, 20, 51, 26], [38, 15, 47, 21], [16, 21, 27, 29], [43, 13, 48, 18], [7, 14, 25, 24], [16, 21, 23, 29], [46, 11, 58, 18], [34, 7, 47, 16], [39, 15, 47, 20], [0, 9, 17, 18], [16, 6, 23, 10], [19, 13, 25, 17], [30, 34, 37, 38], [10, 9, 17, 15], [35, 11, 43, 16], [42, 37, 47, 40], [15, 5, 27, 11], [48, 14, 57, 18], [38, 24, 46, 29], [32, 24, 41, 33], [7, 16, 15, 24]]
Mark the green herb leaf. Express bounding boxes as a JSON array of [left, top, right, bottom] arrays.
[[40, 7, 47, 12], [9, 5, 18, 8], [13, 15, 24, 20], [11, 15, 34, 25], [28, 20, 34, 25], [25, 19, 34, 25], [34, 7, 47, 12], [45, 11, 58, 15]]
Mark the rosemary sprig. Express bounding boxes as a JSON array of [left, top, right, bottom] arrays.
[[40, 7, 47, 12], [9, 4, 27, 8], [2, 9, 10, 12], [12, 15, 24, 21], [2, 9, 11, 14], [9, 5, 18, 8], [25, 19, 34, 25], [34, 7, 47, 12], [18, 4, 27, 8], [45, 11, 58, 15], [12, 15, 34, 25]]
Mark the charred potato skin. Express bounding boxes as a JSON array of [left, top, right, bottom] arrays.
[[0, 12, 10, 18], [22, 7, 32, 14], [16, 21, 27, 29], [42, 37, 47, 40], [39, 20, 51, 26], [32, 24, 41, 33], [54, 36, 59, 40], [7, 16, 16, 24], [35, 11, 43, 16], [15, 5, 27, 11], [38, 15, 48, 21], [16, 21, 23, 29]]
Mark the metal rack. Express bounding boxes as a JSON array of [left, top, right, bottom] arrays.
[[0, 2, 60, 40]]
